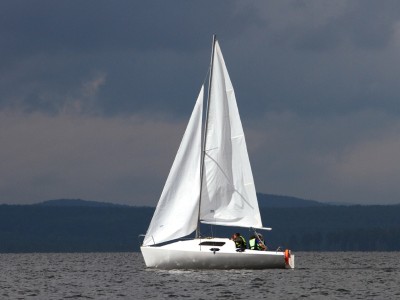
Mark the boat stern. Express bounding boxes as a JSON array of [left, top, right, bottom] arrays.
[[284, 249, 295, 269]]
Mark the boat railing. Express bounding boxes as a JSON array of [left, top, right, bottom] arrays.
[[138, 235, 201, 247]]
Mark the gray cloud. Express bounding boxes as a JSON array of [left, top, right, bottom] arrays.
[[0, 111, 186, 205], [246, 109, 400, 204]]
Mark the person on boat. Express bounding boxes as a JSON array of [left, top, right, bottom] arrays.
[[249, 233, 267, 251], [231, 233, 246, 251]]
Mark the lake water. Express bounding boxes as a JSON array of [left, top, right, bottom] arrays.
[[1, 252, 399, 299]]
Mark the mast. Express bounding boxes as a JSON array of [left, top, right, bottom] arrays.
[[195, 34, 216, 238]]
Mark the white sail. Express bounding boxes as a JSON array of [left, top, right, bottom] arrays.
[[143, 86, 204, 246], [199, 41, 262, 228]]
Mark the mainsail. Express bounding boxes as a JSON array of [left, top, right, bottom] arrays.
[[143, 38, 262, 246], [199, 41, 262, 228], [142, 86, 204, 246]]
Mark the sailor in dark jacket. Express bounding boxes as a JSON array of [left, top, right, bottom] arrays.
[[231, 233, 246, 251]]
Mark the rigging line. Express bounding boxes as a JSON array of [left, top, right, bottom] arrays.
[[196, 34, 216, 239], [201, 66, 210, 88]]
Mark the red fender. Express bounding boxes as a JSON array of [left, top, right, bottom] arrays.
[[284, 249, 291, 265]]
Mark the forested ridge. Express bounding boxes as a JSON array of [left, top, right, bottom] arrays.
[[1, 201, 400, 252]]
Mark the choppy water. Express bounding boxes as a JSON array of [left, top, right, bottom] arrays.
[[1, 252, 399, 299]]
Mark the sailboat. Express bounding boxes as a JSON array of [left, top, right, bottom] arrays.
[[140, 36, 295, 269]]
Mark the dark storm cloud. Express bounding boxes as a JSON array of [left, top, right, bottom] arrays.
[[284, 1, 400, 52], [0, 1, 261, 116], [1, 1, 231, 56], [226, 1, 400, 118], [2, 1, 400, 118]]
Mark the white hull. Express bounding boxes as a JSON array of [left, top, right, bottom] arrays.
[[141, 238, 295, 269]]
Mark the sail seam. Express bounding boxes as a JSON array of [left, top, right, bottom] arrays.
[[231, 134, 244, 139], [205, 146, 219, 151]]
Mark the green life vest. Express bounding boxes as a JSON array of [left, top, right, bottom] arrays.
[[249, 237, 262, 250], [249, 238, 256, 250]]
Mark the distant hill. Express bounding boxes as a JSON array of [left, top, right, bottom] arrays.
[[257, 193, 327, 207], [36, 194, 327, 208], [37, 196, 398, 208], [37, 199, 128, 207]]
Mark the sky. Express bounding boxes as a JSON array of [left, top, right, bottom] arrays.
[[1, 1, 400, 206]]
